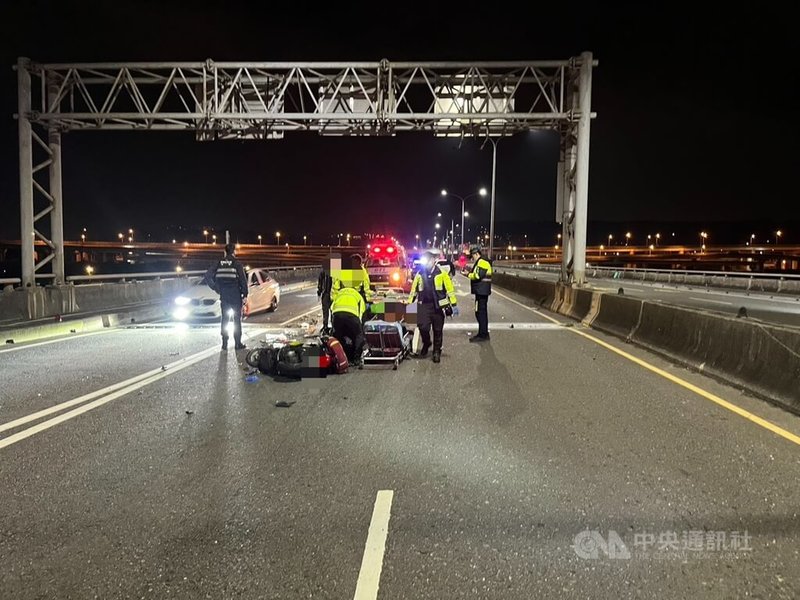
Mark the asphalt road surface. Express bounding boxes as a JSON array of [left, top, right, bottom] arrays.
[[500, 267, 800, 328], [1, 279, 799, 599]]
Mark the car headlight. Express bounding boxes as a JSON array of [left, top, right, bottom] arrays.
[[174, 296, 190, 306], [173, 307, 189, 320]]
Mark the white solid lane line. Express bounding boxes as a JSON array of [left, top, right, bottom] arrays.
[[689, 297, 733, 305], [443, 322, 563, 330], [0, 285, 318, 355], [0, 344, 226, 450], [353, 490, 395, 600], [0, 305, 322, 448], [0, 329, 114, 355]]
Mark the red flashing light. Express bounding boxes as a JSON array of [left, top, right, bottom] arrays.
[[386, 247, 395, 253], [373, 247, 382, 253]]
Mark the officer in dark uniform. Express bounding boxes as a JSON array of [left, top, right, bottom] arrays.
[[317, 262, 333, 335], [205, 243, 249, 350], [462, 245, 493, 342]]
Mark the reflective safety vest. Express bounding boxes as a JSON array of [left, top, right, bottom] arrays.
[[467, 257, 493, 295], [205, 255, 247, 299], [332, 266, 372, 301], [407, 266, 457, 308], [331, 286, 365, 318]]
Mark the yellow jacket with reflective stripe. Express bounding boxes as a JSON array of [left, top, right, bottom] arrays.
[[332, 266, 372, 300], [331, 286, 365, 318], [407, 266, 457, 307], [467, 257, 493, 295]]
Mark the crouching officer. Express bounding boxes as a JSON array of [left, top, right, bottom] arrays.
[[205, 243, 248, 350], [462, 245, 492, 342], [331, 286, 366, 365], [407, 250, 458, 363]]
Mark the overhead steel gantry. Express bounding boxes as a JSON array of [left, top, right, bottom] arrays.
[[15, 54, 596, 288]]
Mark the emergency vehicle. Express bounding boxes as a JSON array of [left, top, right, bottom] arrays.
[[365, 241, 412, 291]]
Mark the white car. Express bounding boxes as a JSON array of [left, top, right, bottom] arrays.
[[243, 268, 281, 316], [172, 268, 280, 321]]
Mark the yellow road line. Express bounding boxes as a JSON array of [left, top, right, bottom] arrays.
[[494, 290, 800, 447]]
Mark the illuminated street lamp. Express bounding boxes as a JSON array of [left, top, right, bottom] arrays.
[[441, 187, 487, 247], [118, 232, 123, 241], [128, 228, 134, 242], [203, 229, 209, 243], [275, 231, 281, 245], [608, 234, 613, 247], [304, 235, 308, 245], [776, 230, 783, 244], [212, 234, 217, 244], [257, 234, 262, 245], [655, 233, 661, 247], [625, 232, 632, 246], [346, 233, 351, 246]]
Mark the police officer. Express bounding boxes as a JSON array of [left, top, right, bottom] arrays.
[[317, 263, 333, 335], [331, 286, 366, 365], [463, 245, 492, 342], [407, 250, 458, 363], [332, 253, 373, 321], [205, 243, 248, 350]]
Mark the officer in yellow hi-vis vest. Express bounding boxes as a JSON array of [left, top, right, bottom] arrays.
[[463, 245, 493, 342], [331, 286, 366, 364], [407, 251, 458, 363]]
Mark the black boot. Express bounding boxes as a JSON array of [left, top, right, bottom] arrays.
[[235, 341, 247, 350], [420, 343, 430, 358], [221, 337, 228, 350], [432, 350, 441, 363]]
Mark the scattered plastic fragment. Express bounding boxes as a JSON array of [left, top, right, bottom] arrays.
[[185, 410, 194, 415], [275, 400, 295, 407], [245, 374, 259, 383]]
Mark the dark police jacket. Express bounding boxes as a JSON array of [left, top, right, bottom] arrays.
[[205, 254, 248, 303]]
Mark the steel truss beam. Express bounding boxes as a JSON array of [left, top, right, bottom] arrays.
[[15, 55, 595, 287]]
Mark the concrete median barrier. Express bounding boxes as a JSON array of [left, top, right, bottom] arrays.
[[494, 274, 800, 412], [493, 271, 555, 307], [631, 302, 800, 410], [589, 293, 645, 341]]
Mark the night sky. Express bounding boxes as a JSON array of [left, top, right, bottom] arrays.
[[1, 2, 798, 245]]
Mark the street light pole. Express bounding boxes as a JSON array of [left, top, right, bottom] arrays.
[[481, 135, 500, 260], [441, 187, 487, 250]]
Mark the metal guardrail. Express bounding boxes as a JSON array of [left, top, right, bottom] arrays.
[[502, 263, 800, 281], [65, 270, 205, 283], [64, 265, 321, 284], [1, 278, 22, 286]]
